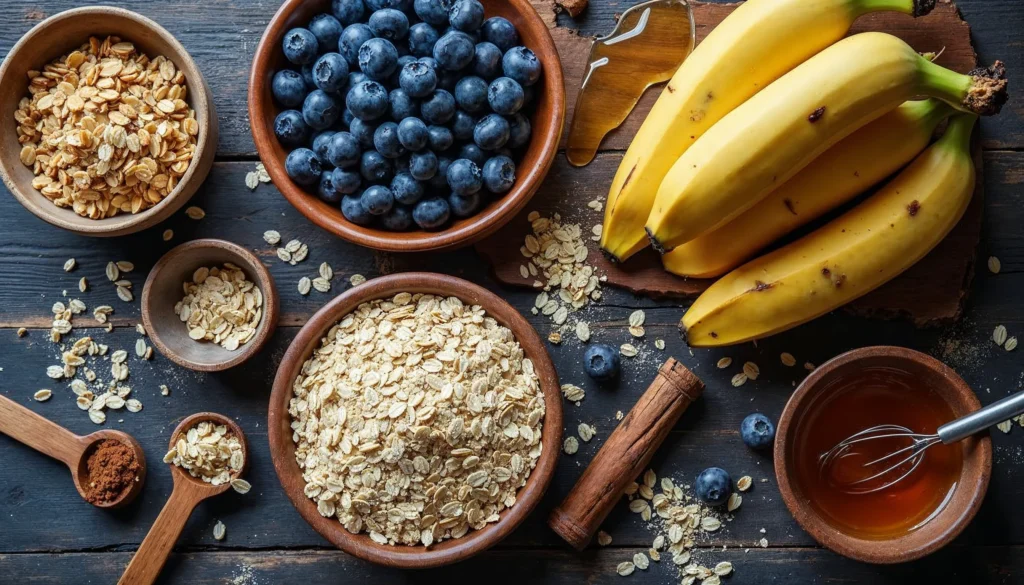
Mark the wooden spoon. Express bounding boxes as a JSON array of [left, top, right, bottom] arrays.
[[0, 393, 146, 508], [118, 412, 249, 585]]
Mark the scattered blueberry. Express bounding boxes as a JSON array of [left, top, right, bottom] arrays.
[[347, 80, 390, 120], [695, 468, 733, 507], [583, 343, 620, 381], [338, 24, 375, 67], [327, 132, 362, 168], [369, 8, 410, 40], [318, 171, 342, 203], [413, 197, 451, 229], [332, 168, 362, 194], [420, 89, 456, 124], [429, 157, 453, 191], [507, 112, 532, 149], [398, 62, 437, 98], [397, 117, 429, 151], [458, 143, 487, 167], [474, 113, 510, 150], [302, 90, 341, 130], [481, 16, 519, 52], [283, 28, 319, 65], [740, 413, 776, 450], [309, 14, 345, 51], [448, 191, 481, 217], [272, 70, 308, 108], [388, 88, 420, 121], [455, 76, 489, 113], [427, 125, 454, 151], [349, 118, 378, 149], [449, 0, 485, 32], [472, 42, 503, 79], [381, 205, 415, 231], [408, 23, 440, 57], [433, 31, 475, 71], [503, 47, 542, 87], [274, 110, 310, 148], [414, 0, 451, 27], [360, 184, 395, 215], [373, 122, 406, 159], [285, 148, 322, 186], [409, 150, 438, 180], [313, 52, 350, 93], [482, 155, 516, 194], [391, 172, 425, 205], [447, 158, 482, 195], [360, 150, 394, 183], [358, 38, 400, 81], [332, 0, 366, 25], [342, 194, 374, 225], [488, 77, 525, 115], [312, 131, 337, 167]]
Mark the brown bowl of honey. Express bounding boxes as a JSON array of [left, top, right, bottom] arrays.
[[775, 346, 991, 564]]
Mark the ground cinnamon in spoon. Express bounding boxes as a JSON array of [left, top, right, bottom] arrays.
[[84, 439, 140, 505]]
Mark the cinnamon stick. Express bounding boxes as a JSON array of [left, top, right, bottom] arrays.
[[548, 358, 704, 550]]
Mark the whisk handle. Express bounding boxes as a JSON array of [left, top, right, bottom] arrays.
[[938, 390, 1024, 443]]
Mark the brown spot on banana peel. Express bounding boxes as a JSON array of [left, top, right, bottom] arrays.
[[821, 267, 831, 277], [808, 107, 826, 123], [964, 61, 1008, 115], [666, 84, 675, 94], [750, 280, 773, 292], [907, 200, 921, 216], [783, 199, 797, 215], [621, 163, 638, 191], [834, 274, 847, 288]]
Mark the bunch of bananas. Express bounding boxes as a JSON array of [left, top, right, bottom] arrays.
[[599, 0, 1008, 347]]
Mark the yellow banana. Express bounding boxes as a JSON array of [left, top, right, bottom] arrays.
[[661, 98, 955, 278], [646, 33, 1006, 252], [681, 114, 978, 347], [599, 0, 938, 263]]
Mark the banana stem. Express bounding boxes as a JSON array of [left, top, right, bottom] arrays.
[[939, 114, 978, 151], [918, 58, 1008, 116], [851, 0, 934, 17]]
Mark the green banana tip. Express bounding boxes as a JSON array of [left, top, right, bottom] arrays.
[[964, 61, 1008, 116]]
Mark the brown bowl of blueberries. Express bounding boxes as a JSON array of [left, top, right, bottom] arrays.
[[249, 0, 565, 253]]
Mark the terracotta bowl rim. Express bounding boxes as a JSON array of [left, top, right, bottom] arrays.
[[268, 272, 563, 568], [774, 345, 992, 564], [247, 0, 566, 253], [141, 238, 280, 372]]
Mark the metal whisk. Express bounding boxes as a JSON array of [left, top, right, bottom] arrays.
[[820, 390, 1024, 494]]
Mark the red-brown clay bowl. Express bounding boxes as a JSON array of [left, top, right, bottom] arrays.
[[775, 346, 992, 564], [268, 272, 562, 568], [249, 0, 565, 253], [141, 239, 279, 372], [0, 6, 217, 237]]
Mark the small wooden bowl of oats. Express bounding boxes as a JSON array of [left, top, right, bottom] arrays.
[[0, 6, 217, 237], [141, 239, 279, 372], [268, 272, 563, 568]]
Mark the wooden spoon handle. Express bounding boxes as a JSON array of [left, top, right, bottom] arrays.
[[0, 393, 85, 467], [118, 481, 205, 585]]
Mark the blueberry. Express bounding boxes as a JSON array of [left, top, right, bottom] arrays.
[[283, 28, 319, 65], [421, 89, 456, 124], [503, 46, 542, 86], [473, 113, 510, 151], [395, 117, 429, 151], [341, 194, 374, 225], [339, 24, 375, 67], [399, 62, 437, 98], [312, 53, 350, 93], [448, 0, 484, 32], [387, 88, 419, 122], [583, 343, 620, 380], [349, 118, 378, 148], [407, 23, 440, 58], [507, 112, 532, 149], [391, 172, 425, 205], [358, 38, 400, 81], [327, 132, 361, 168], [347, 80, 390, 120], [413, 197, 451, 229], [427, 125, 454, 151], [451, 110, 476, 141], [481, 17, 519, 52], [285, 148, 322, 187], [446, 158, 482, 195], [414, 0, 451, 27], [445, 26, 480, 44], [360, 184, 394, 215], [332, 168, 363, 194], [418, 56, 439, 70], [409, 150, 438, 180], [274, 110, 310, 147], [272, 70, 308, 108], [341, 108, 356, 127], [429, 157, 453, 190], [318, 171, 342, 203], [458, 143, 487, 167], [454, 76, 488, 113], [482, 155, 516, 194], [373, 122, 406, 159], [381, 205, 415, 231], [312, 131, 337, 167], [369, 8, 410, 40], [332, 0, 366, 24], [433, 31, 475, 71], [695, 467, 733, 507], [448, 191, 481, 217], [309, 14, 345, 50], [488, 77, 525, 115], [472, 42, 503, 79], [302, 90, 341, 130], [361, 150, 394, 183], [740, 413, 776, 450], [364, 0, 409, 10]]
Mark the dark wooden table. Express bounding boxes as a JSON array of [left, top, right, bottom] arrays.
[[0, 1, 1021, 583]]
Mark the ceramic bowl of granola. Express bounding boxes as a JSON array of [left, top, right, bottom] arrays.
[[268, 272, 562, 568], [141, 239, 279, 372], [0, 6, 217, 237]]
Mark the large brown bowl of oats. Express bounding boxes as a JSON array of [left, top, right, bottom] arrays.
[[269, 272, 562, 568], [0, 6, 217, 237]]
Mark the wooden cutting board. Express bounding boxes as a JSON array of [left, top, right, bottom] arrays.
[[478, 0, 983, 326]]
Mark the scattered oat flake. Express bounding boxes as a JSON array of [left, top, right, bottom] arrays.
[[185, 206, 205, 220], [616, 562, 635, 577], [701, 517, 722, 531], [563, 436, 579, 455], [727, 492, 742, 512], [998, 420, 1013, 433], [620, 344, 638, 357], [742, 361, 760, 380], [633, 552, 649, 570], [78, 277, 88, 292], [988, 256, 1001, 274], [298, 277, 312, 296], [63, 258, 76, 272], [655, 339, 665, 350], [213, 520, 226, 540], [349, 274, 367, 287], [597, 531, 613, 546], [737, 476, 753, 492], [714, 562, 733, 577], [160, 384, 170, 396], [34, 389, 52, 402], [575, 321, 591, 342], [731, 373, 748, 387], [312, 277, 331, 293], [1006, 337, 1018, 352], [106, 261, 120, 281], [547, 331, 562, 344], [17, 327, 27, 338], [162, 229, 174, 241], [263, 230, 281, 245], [245, 171, 259, 190], [759, 537, 768, 547], [629, 310, 646, 327], [116, 261, 134, 273], [561, 383, 585, 402], [716, 357, 732, 369], [231, 478, 252, 495], [994, 325, 1008, 346], [780, 352, 796, 366], [578, 423, 596, 442], [804, 362, 816, 371]]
